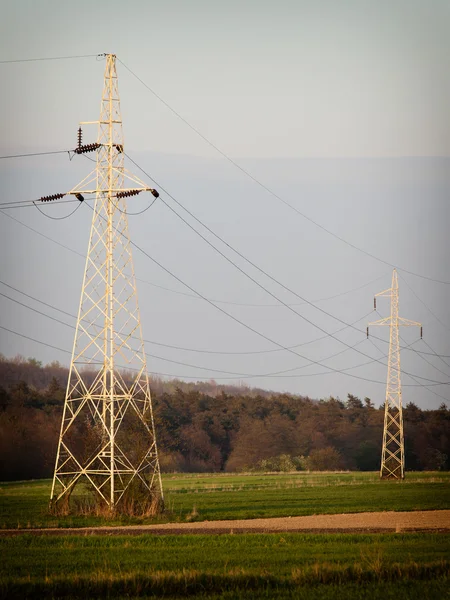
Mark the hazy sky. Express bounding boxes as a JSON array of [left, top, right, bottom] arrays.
[[1, 0, 449, 408]]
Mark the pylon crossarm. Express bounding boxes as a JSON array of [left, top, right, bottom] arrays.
[[369, 317, 391, 327], [398, 317, 422, 327], [68, 187, 156, 196], [375, 288, 392, 298]]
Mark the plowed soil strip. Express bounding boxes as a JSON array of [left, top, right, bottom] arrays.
[[1, 510, 449, 536]]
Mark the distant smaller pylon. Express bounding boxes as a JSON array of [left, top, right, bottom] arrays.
[[367, 269, 422, 479]]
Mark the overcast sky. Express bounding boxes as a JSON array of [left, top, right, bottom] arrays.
[[1, 0, 449, 408]]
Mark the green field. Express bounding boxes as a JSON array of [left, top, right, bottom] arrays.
[[1, 472, 449, 598], [0, 471, 449, 529], [0, 533, 449, 599]]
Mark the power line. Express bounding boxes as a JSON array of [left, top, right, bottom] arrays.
[[0, 300, 436, 385], [2, 201, 448, 383], [0, 277, 373, 356], [0, 205, 390, 309], [0, 324, 70, 355], [0, 281, 76, 319], [0, 290, 375, 379], [0, 323, 206, 380], [6, 277, 439, 384], [111, 195, 159, 216], [398, 272, 450, 332], [0, 195, 93, 210], [399, 334, 450, 380], [1, 277, 374, 380], [0, 291, 74, 330], [420, 338, 450, 371], [3, 195, 444, 385], [0, 209, 85, 257], [125, 153, 449, 385], [0, 198, 89, 213], [0, 322, 310, 382], [1, 204, 447, 384], [32, 201, 84, 220], [0, 149, 70, 160], [0, 309, 441, 386], [0, 258, 444, 387], [118, 58, 450, 287], [84, 203, 450, 387], [85, 203, 382, 384], [0, 54, 102, 64], [368, 337, 448, 404]]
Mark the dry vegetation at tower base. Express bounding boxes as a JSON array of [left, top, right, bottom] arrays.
[[0, 356, 448, 481]]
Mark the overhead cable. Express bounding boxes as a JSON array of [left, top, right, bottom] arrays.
[[83, 203, 450, 387], [118, 59, 450, 286], [0, 54, 102, 64], [0, 149, 70, 160], [0, 206, 391, 310], [124, 153, 448, 385]]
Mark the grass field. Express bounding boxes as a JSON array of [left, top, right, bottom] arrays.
[[0, 533, 449, 598], [1, 472, 449, 598], [0, 471, 449, 529]]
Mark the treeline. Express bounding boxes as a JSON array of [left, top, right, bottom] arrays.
[[0, 355, 282, 399], [0, 356, 448, 481]]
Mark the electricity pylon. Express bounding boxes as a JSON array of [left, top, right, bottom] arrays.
[[367, 269, 422, 480], [49, 54, 164, 512]]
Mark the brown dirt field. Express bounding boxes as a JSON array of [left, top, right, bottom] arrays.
[[1, 510, 449, 536]]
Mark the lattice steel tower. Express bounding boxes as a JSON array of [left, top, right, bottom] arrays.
[[367, 269, 421, 479], [50, 54, 164, 511]]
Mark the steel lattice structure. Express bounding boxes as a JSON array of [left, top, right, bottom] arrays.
[[50, 54, 164, 511], [368, 269, 421, 479]]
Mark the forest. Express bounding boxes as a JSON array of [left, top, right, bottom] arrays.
[[0, 355, 448, 481]]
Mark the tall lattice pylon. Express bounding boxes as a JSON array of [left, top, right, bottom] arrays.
[[50, 54, 164, 512], [367, 269, 421, 479]]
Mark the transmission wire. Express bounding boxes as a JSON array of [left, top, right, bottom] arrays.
[[83, 203, 449, 387], [1, 205, 447, 379], [0, 295, 435, 384], [118, 58, 450, 286], [0, 204, 390, 310], [0, 54, 102, 64], [32, 200, 84, 220], [0, 149, 70, 160], [124, 153, 450, 385]]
